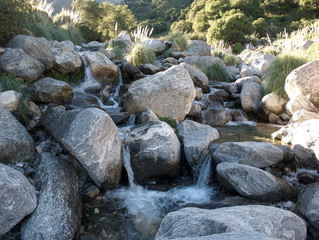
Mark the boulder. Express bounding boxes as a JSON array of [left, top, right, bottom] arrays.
[[187, 102, 202, 118], [7, 35, 55, 70], [21, 153, 82, 240], [179, 63, 210, 93], [28, 77, 74, 104], [272, 119, 319, 160], [260, 93, 287, 115], [296, 183, 319, 236], [50, 40, 82, 74], [212, 142, 283, 168], [155, 205, 307, 240], [285, 94, 318, 116], [126, 121, 181, 183], [200, 102, 229, 127], [293, 144, 317, 169], [289, 110, 319, 124], [285, 60, 319, 108], [185, 40, 211, 56], [241, 81, 263, 113], [235, 76, 261, 91], [41, 107, 122, 188], [177, 120, 219, 171], [0, 48, 44, 81], [240, 64, 262, 77], [250, 53, 276, 74], [217, 162, 295, 201], [80, 41, 104, 51], [170, 232, 280, 240], [195, 87, 204, 100], [137, 108, 159, 124], [140, 63, 161, 75], [0, 106, 35, 163], [0, 164, 37, 236], [99, 48, 117, 60], [141, 39, 166, 53], [124, 65, 196, 122], [183, 56, 225, 69], [83, 51, 118, 85], [0, 90, 21, 112]]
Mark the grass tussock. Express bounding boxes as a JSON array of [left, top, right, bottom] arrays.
[[263, 53, 307, 98], [212, 50, 241, 66], [168, 32, 189, 51], [126, 43, 156, 66], [0, 74, 22, 92], [202, 61, 232, 83]]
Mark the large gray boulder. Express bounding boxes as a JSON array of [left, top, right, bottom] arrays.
[[0, 164, 37, 236], [41, 107, 122, 188], [241, 81, 263, 113], [7, 35, 55, 71], [250, 53, 276, 74], [296, 183, 319, 235], [0, 48, 44, 81], [28, 77, 74, 104], [212, 142, 283, 168], [272, 119, 319, 160], [200, 102, 229, 127], [285, 93, 318, 116], [285, 60, 319, 108], [126, 121, 181, 183], [182, 56, 225, 69], [124, 65, 196, 122], [21, 153, 82, 240], [179, 63, 210, 93], [0, 106, 35, 163], [50, 40, 82, 74], [0, 90, 21, 112], [83, 51, 118, 85], [177, 120, 219, 171], [289, 110, 319, 124], [186, 40, 211, 56], [170, 232, 280, 240], [155, 206, 307, 240], [260, 93, 287, 115], [235, 76, 261, 91], [217, 162, 295, 201], [141, 39, 166, 53]]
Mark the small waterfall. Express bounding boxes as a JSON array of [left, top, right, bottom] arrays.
[[122, 145, 139, 190], [195, 150, 212, 188]]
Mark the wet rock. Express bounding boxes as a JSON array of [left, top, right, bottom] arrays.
[[235, 76, 261, 91], [277, 145, 295, 163], [155, 205, 307, 240], [289, 110, 319, 124], [137, 108, 159, 124], [121, 62, 142, 83], [140, 63, 161, 75], [141, 39, 166, 53], [241, 81, 263, 114], [0, 48, 44, 81], [228, 109, 247, 122], [177, 120, 219, 171], [85, 185, 100, 198], [293, 144, 316, 169], [0, 90, 21, 112], [217, 162, 295, 201], [41, 107, 122, 188], [81, 41, 104, 51], [126, 121, 181, 183], [0, 164, 37, 236], [225, 82, 238, 94], [28, 77, 74, 104], [214, 89, 230, 101], [186, 40, 211, 56], [187, 102, 202, 118], [297, 171, 318, 184], [183, 56, 225, 69], [21, 153, 82, 240], [260, 93, 287, 115], [7, 35, 55, 70], [0, 106, 35, 163], [268, 113, 280, 123], [212, 142, 283, 168], [195, 88, 203, 99], [124, 65, 195, 122], [180, 63, 209, 93], [200, 102, 229, 127]]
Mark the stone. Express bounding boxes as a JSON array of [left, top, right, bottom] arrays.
[[99, 48, 117, 60], [0, 90, 21, 112], [0, 164, 36, 236], [228, 109, 247, 122], [177, 120, 219, 171], [124, 65, 196, 122], [183, 56, 225, 69], [299, 40, 313, 50], [21, 153, 82, 240], [260, 93, 287, 115], [215, 89, 230, 101], [241, 81, 263, 113], [289, 110, 319, 124], [195, 88, 203, 99], [163, 57, 179, 65], [180, 63, 210, 93], [140, 63, 161, 75], [272, 119, 319, 160], [278, 145, 295, 163], [250, 53, 276, 74], [297, 171, 318, 184], [240, 68, 253, 77], [41, 107, 122, 188], [185, 40, 211, 56], [28, 77, 74, 104], [0, 47, 5, 54], [169, 232, 280, 240], [225, 82, 238, 94], [0, 48, 44, 81], [0, 107, 35, 163], [293, 144, 316, 169], [81, 41, 104, 51], [141, 39, 166, 53], [200, 102, 229, 127], [121, 62, 141, 83], [268, 113, 280, 123], [83, 51, 118, 85], [227, 66, 241, 80], [137, 108, 159, 124], [285, 94, 318, 116], [7, 35, 55, 70], [212, 142, 283, 168], [217, 162, 295, 201], [235, 76, 261, 91], [240, 64, 262, 77], [126, 121, 181, 183], [187, 102, 202, 118], [155, 205, 307, 240], [285, 60, 319, 108], [50, 40, 82, 74]]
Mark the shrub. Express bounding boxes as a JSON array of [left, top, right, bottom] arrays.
[[112, 47, 124, 60], [263, 46, 278, 56], [126, 43, 156, 66], [108, 39, 127, 49], [168, 32, 189, 51], [263, 54, 307, 98], [158, 116, 178, 129], [202, 61, 232, 82], [252, 18, 267, 37], [233, 42, 244, 54], [211, 50, 240, 66]]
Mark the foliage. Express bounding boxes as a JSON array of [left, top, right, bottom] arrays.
[[126, 43, 156, 66], [158, 116, 178, 129], [263, 46, 278, 56], [252, 18, 267, 36], [168, 32, 189, 51], [202, 61, 232, 82], [0, 74, 22, 92], [53, 8, 81, 27], [211, 50, 240, 66], [112, 47, 125, 60], [233, 42, 244, 54], [170, 20, 193, 33], [262, 53, 306, 97], [131, 25, 153, 43], [299, 0, 319, 18], [139, 20, 169, 36]]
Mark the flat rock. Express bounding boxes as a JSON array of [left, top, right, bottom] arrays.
[[170, 232, 280, 240], [183, 56, 225, 69]]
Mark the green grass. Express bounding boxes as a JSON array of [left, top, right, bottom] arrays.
[[168, 32, 189, 51], [202, 61, 232, 82], [262, 53, 307, 98], [0, 74, 22, 92], [211, 50, 240, 66], [158, 116, 178, 129], [126, 43, 156, 66], [108, 39, 128, 49], [112, 47, 124, 60]]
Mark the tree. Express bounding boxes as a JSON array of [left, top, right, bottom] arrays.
[[299, 0, 319, 18], [252, 17, 267, 36], [231, 0, 263, 20]]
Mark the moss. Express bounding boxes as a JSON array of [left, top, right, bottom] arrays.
[[158, 116, 178, 129]]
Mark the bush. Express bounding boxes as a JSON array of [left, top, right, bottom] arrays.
[[211, 50, 240, 66], [126, 43, 156, 66], [233, 42, 244, 54], [168, 32, 189, 51], [158, 116, 178, 129], [252, 18, 267, 37], [202, 61, 232, 82], [263, 53, 307, 98]]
